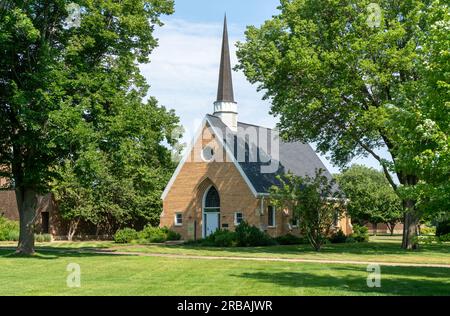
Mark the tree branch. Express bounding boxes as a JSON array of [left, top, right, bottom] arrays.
[[356, 140, 398, 191]]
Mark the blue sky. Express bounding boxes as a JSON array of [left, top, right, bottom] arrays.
[[141, 0, 391, 175]]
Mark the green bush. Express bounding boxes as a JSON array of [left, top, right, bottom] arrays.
[[114, 228, 139, 244], [420, 226, 436, 236], [161, 227, 181, 241], [438, 233, 450, 243], [0, 216, 19, 241], [351, 224, 369, 243], [275, 234, 307, 245], [35, 234, 52, 243], [345, 236, 357, 244], [235, 222, 276, 247], [139, 226, 167, 243], [436, 220, 450, 237], [139, 226, 181, 244], [329, 230, 347, 244], [203, 230, 236, 247]]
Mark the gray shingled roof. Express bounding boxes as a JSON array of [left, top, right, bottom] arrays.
[[206, 114, 335, 194]]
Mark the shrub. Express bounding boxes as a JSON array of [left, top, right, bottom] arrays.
[[114, 228, 139, 244], [438, 233, 450, 243], [345, 236, 357, 244], [160, 227, 181, 241], [139, 226, 167, 243], [420, 226, 436, 236], [203, 230, 236, 247], [436, 220, 450, 237], [139, 226, 181, 243], [35, 234, 52, 243], [329, 230, 347, 244], [275, 234, 307, 245], [351, 224, 369, 243], [235, 222, 276, 247], [0, 216, 19, 241], [416, 235, 439, 245]]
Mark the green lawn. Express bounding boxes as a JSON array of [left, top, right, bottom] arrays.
[[1, 237, 450, 296], [3, 236, 447, 265], [0, 248, 449, 296]]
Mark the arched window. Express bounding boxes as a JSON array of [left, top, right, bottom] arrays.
[[204, 186, 220, 212]]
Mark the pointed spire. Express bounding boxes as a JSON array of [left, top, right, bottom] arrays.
[[216, 14, 235, 103]]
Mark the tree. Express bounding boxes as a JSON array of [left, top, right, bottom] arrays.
[[336, 165, 403, 235], [0, 0, 176, 254], [237, 0, 449, 249], [51, 96, 180, 240], [270, 169, 345, 251]]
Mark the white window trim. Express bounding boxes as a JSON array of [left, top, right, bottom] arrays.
[[174, 213, 183, 226], [268, 206, 276, 228], [234, 212, 244, 226]]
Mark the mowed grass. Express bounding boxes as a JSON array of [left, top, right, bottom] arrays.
[[4, 236, 447, 265], [0, 249, 449, 296]]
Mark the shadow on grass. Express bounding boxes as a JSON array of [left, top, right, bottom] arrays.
[[234, 266, 450, 296], [0, 247, 130, 260], [175, 241, 450, 257]]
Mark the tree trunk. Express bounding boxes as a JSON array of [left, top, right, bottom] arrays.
[[67, 219, 80, 242], [15, 187, 38, 255], [386, 222, 396, 236], [402, 200, 420, 250], [372, 223, 377, 236]]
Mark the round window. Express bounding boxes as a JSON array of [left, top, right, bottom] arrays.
[[202, 146, 215, 162]]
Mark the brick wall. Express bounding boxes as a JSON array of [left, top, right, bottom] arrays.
[[0, 190, 19, 220]]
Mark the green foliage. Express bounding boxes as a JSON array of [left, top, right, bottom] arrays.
[[351, 225, 370, 243], [270, 169, 345, 251], [436, 220, 450, 237], [420, 226, 436, 236], [329, 230, 347, 244], [236, 0, 449, 249], [139, 226, 167, 243], [160, 227, 181, 242], [438, 233, 450, 243], [336, 165, 403, 228], [114, 226, 180, 244], [139, 226, 181, 244], [0, 0, 178, 251], [275, 234, 307, 245], [34, 234, 52, 243], [203, 230, 236, 247], [234, 222, 276, 247], [0, 217, 19, 241], [114, 228, 139, 244]]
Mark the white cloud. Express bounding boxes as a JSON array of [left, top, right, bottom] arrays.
[[140, 18, 390, 175]]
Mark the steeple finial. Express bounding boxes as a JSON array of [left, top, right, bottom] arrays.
[[216, 14, 235, 103]]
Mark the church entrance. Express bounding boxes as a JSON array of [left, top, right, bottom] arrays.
[[202, 186, 220, 238]]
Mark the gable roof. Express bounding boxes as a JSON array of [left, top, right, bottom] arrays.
[[161, 114, 336, 200], [206, 114, 334, 194]]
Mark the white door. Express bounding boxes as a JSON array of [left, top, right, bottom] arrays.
[[205, 213, 220, 237]]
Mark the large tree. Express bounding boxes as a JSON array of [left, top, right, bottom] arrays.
[[336, 165, 403, 235], [237, 0, 449, 249], [0, 0, 177, 254]]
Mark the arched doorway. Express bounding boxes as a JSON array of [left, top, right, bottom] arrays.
[[202, 186, 220, 238]]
